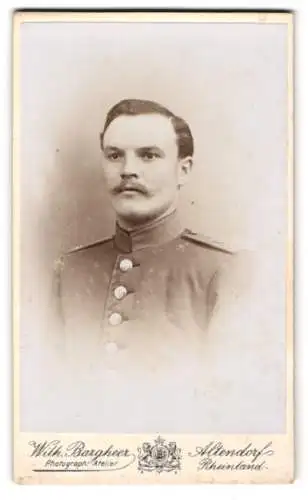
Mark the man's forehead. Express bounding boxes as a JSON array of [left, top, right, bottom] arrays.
[[103, 113, 177, 149]]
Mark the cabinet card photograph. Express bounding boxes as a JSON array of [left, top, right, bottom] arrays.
[[13, 11, 293, 484]]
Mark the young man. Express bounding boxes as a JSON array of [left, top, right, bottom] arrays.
[[49, 99, 253, 432], [56, 99, 238, 341]]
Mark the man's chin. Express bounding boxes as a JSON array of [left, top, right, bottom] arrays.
[[113, 203, 159, 226], [117, 211, 153, 225]]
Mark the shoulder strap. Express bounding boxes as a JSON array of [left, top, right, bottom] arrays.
[[65, 235, 113, 256], [181, 229, 234, 255]]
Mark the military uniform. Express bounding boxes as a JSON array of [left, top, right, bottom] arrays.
[[54, 209, 239, 366], [24, 211, 284, 434], [40, 209, 262, 432]]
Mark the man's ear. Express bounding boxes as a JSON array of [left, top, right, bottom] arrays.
[[178, 156, 193, 187]]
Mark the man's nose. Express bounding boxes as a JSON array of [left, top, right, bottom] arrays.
[[120, 152, 138, 178]]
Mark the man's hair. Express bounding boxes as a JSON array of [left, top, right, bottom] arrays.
[[100, 98, 194, 159]]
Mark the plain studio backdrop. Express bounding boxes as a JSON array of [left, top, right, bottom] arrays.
[[18, 21, 288, 432]]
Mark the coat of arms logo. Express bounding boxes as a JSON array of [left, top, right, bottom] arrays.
[[137, 436, 181, 473]]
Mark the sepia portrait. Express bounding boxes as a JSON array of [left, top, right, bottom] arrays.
[[14, 11, 293, 484]]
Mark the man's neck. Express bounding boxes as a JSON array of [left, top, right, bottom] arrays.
[[116, 204, 178, 233], [114, 205, 183, 252]]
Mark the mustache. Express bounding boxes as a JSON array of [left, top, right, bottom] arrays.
[[112, 181, 149, 195]]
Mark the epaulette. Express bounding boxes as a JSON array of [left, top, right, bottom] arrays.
[[181, 229, 234, 255], [65, 235, 113, 256]]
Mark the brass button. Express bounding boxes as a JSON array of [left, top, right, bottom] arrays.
[[114, 285, 127, 300], [119, 258, 133, 272], [108, 312, 122, 326]]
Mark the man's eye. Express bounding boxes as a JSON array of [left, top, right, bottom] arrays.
[[107, 152, 121, 161], [141, 151, 158, 161]]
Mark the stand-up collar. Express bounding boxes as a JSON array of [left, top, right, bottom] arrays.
[[114, 209, 183, 253]]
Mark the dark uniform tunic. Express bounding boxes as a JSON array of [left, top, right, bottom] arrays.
[[44, 209, 250, 432], [35, 209, 282, 434], [57, 210, 236, 365]]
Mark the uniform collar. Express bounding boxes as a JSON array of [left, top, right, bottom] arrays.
[[114, 209, 183, 253]]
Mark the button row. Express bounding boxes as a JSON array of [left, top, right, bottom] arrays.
[[108, 259, 133, 326]]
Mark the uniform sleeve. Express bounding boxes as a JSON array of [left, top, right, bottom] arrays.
[[206, 249, 255, 330], [51, 255, 65, 325], [21, 256, 67, 431], [203, 250, 285, 432]]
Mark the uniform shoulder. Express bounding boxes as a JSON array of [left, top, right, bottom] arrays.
[[181, 229, 234, 255], [53, 235, 113, 272], [64, 235, 114, 257]]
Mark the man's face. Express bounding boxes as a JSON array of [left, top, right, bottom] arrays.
[[101, 113, 191, 225]]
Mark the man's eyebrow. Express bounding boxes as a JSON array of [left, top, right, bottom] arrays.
[[103, 145, 165, 154], [136, 146, 165, 153], [103, 145, 123, 152]]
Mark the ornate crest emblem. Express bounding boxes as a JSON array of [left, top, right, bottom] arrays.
[[137, 436, 181, 473]]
